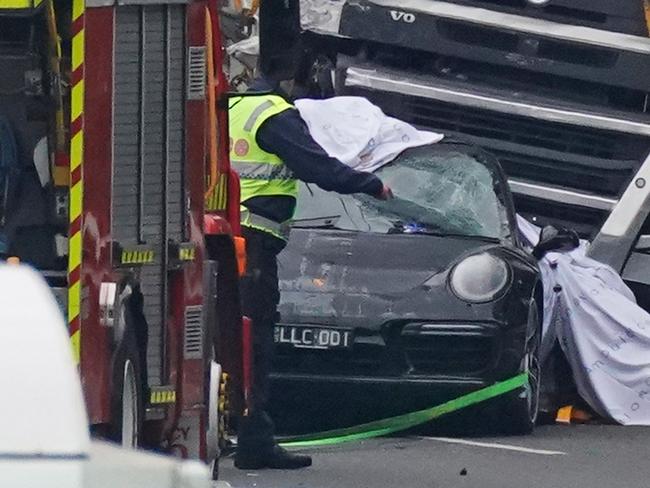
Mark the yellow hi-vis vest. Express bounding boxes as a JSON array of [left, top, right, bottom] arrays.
[[229, 94, 299, 241]]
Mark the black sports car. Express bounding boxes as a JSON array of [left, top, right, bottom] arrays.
[[271, 142, 543, 434]]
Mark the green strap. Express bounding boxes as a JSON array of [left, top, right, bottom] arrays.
[[279, 373, 528, 448]]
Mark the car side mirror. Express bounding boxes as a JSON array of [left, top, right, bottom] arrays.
[[532, 225, 579, 260]]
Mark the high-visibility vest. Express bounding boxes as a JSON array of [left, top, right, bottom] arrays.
[[229, 94, 299, 240]]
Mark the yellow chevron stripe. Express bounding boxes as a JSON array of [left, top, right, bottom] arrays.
[[70, 181, 82, 221], [0, 0, 44, 8], [149, 389, 177, 404], [68, 0, 85, 366], [68, 281, 81, 324], [72, 0, 84, 22], [70, 329, 80, 364], [72, 29, 84, 72], [71, 131, 83, 171], [121, 249, 156, 264], [68, 232, 82, 271], [179, 247, 196, 261], [71, 80, 84, 123], [205, 173, 228, 211]]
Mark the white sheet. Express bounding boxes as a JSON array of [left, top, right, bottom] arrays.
[[295, 97, 443, 172], [518, 217, 650, 425], [297, 96, 650, 424]]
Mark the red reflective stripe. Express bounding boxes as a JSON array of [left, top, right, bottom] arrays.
[[69, 215, 81, 236], [70, 114, 83, 136], [69, 316, 80, 335], [68, 265, 81, 286], [71, 66, 83, 86], [71, 15, 84, 37], [70, 166, 82, 186]]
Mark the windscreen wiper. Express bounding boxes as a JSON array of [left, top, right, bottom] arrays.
[[390, 223, 500, 242]]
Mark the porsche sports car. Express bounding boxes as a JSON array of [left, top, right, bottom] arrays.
[[270, 141, 543, 434]]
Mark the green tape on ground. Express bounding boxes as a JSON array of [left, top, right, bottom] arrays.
[[280, 373, 528, 448]]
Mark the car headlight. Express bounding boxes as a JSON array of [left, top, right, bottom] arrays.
[[449, 253, 510, 303]]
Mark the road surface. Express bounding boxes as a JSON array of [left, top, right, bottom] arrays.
[[220, 425, 650, 488]]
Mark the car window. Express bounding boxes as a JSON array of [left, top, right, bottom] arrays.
[[295, 147, 511, 240]]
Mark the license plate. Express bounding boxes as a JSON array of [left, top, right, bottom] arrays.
[[274, 325, 352, 350]]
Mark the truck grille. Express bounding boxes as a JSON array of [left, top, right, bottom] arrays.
[[366, 44, 648, 114], [338, 2, 650, 104], [347, 84, 650, 237], [353, 88, 648, 198], [442, 0, 647, 35], [437, 19, 617, 69]]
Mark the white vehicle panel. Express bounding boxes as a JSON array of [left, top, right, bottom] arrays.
[[0, 460, 84, 488], [0, 265, 89, 456], [84, 442, 210, 488]]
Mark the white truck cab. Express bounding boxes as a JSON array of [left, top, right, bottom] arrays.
[[0, 264, 211, 488]]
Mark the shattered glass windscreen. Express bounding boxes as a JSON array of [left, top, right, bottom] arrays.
[[295, 149, 511, 239]]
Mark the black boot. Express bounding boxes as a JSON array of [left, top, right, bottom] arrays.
[[235, 444, 312, 470], [235, 410, 313, 470]]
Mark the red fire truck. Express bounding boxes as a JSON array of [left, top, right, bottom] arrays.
[[0, 0, 243, 474]]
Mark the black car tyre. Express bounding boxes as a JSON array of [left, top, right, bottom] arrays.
[[500, 299, 541, 435]]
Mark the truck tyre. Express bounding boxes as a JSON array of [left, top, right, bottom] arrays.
[[110, 318, 145, 448], [500, 299, 542, 435]]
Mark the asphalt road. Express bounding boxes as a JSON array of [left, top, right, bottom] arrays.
[[220, 425, 650, 488]]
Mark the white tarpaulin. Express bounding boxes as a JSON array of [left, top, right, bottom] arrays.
[[295, 97, 443, 172], [297, 96, 650, 425], [518, 217, 650, 425]]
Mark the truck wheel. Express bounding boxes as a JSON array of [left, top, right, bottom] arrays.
[[110, 325, 144, 448], [500, 300, 542, 435]]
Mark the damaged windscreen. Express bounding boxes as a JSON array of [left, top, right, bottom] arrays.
[[294, 146, 512, 239]]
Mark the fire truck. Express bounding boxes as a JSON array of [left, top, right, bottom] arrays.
[[0, 0, 243, 474]]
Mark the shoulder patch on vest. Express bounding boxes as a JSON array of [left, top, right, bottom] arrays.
[[234, 139, 250, 157]]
